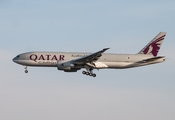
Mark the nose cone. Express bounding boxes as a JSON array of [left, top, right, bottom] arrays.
[[13, 55, 20, 63], [12, 57, 17, 63]]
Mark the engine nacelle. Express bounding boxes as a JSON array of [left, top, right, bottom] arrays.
[[57, 61, 75, 71]]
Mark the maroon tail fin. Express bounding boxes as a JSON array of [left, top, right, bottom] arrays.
[[138, 32, 166, 56]]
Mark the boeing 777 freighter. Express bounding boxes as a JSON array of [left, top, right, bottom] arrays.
[[13, 32, 166, 77]]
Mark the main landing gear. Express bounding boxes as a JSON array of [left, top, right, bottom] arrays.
[[82, 65, 96, 77], [82, 71, 96, 77], [24, 66, 28, 73]]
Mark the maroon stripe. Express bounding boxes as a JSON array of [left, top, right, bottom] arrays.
[[155, 35, 166, 41]]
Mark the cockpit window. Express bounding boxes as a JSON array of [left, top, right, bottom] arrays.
[[17, 55, 20, 58]]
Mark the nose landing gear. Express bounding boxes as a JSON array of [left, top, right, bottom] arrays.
[[24, 66, 28, 73]]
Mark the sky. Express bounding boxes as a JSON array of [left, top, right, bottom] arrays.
[[0, 0, 175, 120]]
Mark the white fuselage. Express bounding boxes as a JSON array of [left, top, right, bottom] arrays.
[[13, 52, 165, 69]]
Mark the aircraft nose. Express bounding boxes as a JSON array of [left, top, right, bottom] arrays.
[[12, 57, 16, 62], [12, 57, 18, 63]]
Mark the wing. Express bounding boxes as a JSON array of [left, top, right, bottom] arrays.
[[72, 48, 109, 64]]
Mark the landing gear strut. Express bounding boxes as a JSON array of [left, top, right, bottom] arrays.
[[82, 65, 96, 77], [24, 66, 28, 73]]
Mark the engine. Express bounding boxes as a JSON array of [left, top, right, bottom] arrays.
[[57, 61, 78, 72]]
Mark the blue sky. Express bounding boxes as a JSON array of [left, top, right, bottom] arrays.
[[0, 0, 175, 120]]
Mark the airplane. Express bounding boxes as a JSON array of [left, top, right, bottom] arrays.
[[13, 32, 166, 77]]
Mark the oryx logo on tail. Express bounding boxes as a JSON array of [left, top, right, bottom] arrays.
[[138, 32, 166, 56], [143, 35, 166, 56]]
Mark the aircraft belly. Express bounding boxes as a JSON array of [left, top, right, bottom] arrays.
[[94, 62, 108, 68], [103, 62, 132, 69]]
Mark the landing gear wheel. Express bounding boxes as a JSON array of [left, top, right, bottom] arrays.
[[89, 73, 93, 76], [82, 71, 86, 74], [93, 74, 96, 77], [25, 70, 28, 73], [86, 72, 90, 75]]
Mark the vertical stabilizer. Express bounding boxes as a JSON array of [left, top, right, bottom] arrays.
[[138, 32, 166, 56]]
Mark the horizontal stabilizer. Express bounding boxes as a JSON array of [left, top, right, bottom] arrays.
[[140, 56, 165, 63]]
